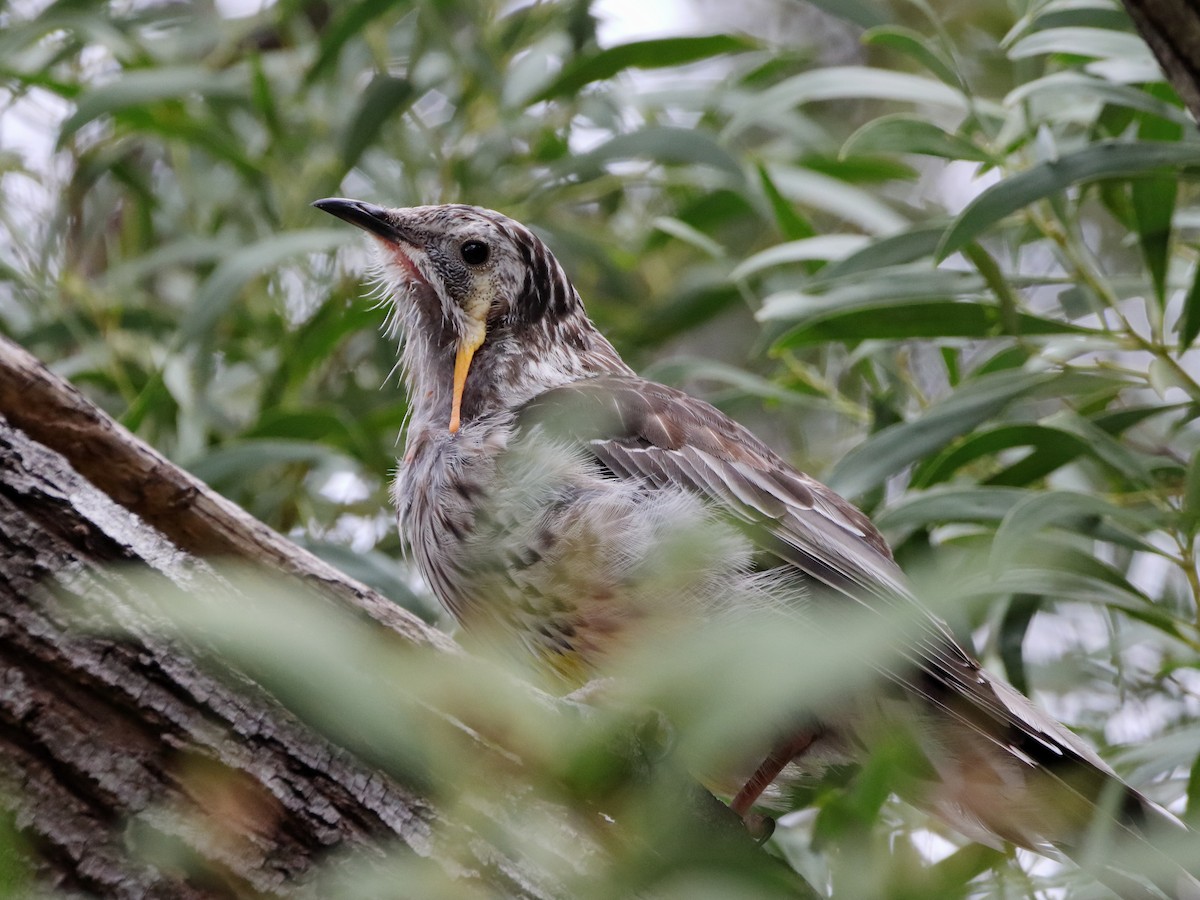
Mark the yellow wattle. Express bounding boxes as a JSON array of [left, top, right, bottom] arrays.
[[448, 324, 486, 434]]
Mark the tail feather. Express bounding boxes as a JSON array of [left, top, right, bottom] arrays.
[[923, 671, 1200, 897]]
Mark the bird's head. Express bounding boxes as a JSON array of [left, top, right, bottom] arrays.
[[314, 198, 627, 432]]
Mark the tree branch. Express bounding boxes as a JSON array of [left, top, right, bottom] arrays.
[[0, 334, 559, 896], [1123, 0, 1200, 123]]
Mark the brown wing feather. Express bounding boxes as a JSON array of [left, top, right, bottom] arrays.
[[517, 375, 1125, 786]]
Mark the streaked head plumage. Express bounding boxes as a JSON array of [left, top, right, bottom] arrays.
[[314, 199, 629, 432]]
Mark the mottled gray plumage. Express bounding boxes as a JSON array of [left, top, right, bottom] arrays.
[[314, 198, 1196, 892]]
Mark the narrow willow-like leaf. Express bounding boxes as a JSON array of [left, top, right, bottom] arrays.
[[862, 26, 962, 88], [1005, 73, 1191, 127], [1132, 115, 1183, 307], [756, 164, 816, 241], [760, 269, 987, 321], [1178, 262, 1200, 351], [761, 166, 909, 235], [822, 224, 948, 278], [185, 439, 356, 484], [730, 236, 870, 280], [1187, 752, 1200, 825], [912, 424, 1093, 488], [842, 115, 992, 162], [876, 486, 1036, 534], [181, 230, 353, 342], [58, 66, 246, 140], [999, 594, 1040, 695], [534, 35, 755, 101], [1004, 3, 1134, 45], [801, 0, 891, 29], [341, 75, 415, 169], [305, 0, 399, 84], [643, 357, 824, 405], [1182, 448, 1200, 535], [1007, 27, 1154, 62], [938, 141, 1200, 260], [726, 67, 974, 141], [992, 491, 1160, 569], [827, 370, 1057, 497], [773, 302, 1091, 346], [563, 127, 744, 179], [651, 217, 725, 258]]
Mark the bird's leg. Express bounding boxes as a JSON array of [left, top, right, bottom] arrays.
[[731, 730, 817, 840]]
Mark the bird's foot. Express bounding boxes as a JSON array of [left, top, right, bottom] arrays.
[[743, 811, 776, 844]]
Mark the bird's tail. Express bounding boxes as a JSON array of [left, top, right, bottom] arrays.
[[1081, 785, 1200, 900], [913, 672, 1200, 898]]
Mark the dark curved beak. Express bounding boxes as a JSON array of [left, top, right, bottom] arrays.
[[312, 197, 401, 243]]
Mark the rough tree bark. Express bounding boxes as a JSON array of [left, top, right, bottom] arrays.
[[1122, 0, 1200, 124], [0, 335, 575, 898]]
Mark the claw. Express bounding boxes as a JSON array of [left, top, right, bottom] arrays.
[[744, 811, 776, 843]]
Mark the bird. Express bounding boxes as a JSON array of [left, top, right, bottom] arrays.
[[313, 197, 1197, 894]]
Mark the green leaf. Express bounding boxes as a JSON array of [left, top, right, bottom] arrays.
[[726, 67, 980, 141], [1007, 4, 1134, 41], [756, 164, 816, 241], [626, 282, 742, 350], [876, 486, 1034, 535], [306, 0, 397, 85], [1182, 448, 1200, 535], [772, 301, 1091, 346], [1007, 27, 1154, 62], [264, 301, 385, 410], [108, 108, 261, 177], [1133, 121, 1184, 307], [992, 491, 1158, 568], [912, 424, 1093, 488], [1005, 73, 1192, 128], [938, 140, 1200, 260], [1043, 411, 1156, 488], [801, 153, 917, 184], [1093, 403, 1182, 435], [742, 66, 970, 113], [563, 126, 744, 179], [181, 229, 353, 342], [1188, 752, 1200, 826], [642, 357, 824, 406], [759, 269, 987, 321], [801, 0, 891, 29], [827, 370, 1057, 497], [976, 550, 1175, 631], [1146, 356, 1198, 400], [730, 236, 870, 280], [842, 115, 991, 163], [862, 26, 962, 88], [341, 74, 415, 170], [1178, 261, 1200, 351], [763, 165, 908, 235], [248, 53, 281, 140], [185, 439, 353, 485], [651, 217, 725, 258], [534, 35, 756, 101], [59, 66, 246, 140], [246, 408, 359, 444], [100, 236, 238, 287], [822, 223, 948, 278], [999, 594, 1040, 695]]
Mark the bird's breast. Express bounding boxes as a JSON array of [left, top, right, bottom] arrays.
[[393, 421, 765, 685]]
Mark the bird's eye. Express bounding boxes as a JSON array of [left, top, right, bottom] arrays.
[[460, 240, 490, 266]]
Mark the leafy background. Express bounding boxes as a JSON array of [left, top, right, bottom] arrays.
[[3, 0, 1200, 895]]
